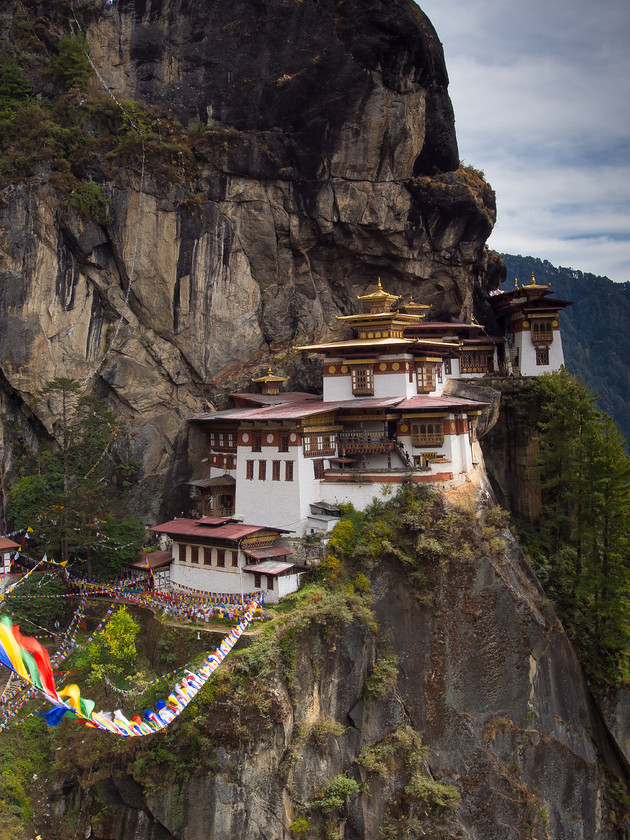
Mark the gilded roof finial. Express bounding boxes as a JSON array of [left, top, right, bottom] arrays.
[[531, 272, 537, 286], [514, 277, 519, 288]]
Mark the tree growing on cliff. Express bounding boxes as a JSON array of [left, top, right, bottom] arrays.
[[7, 378, 144, 577], [85, 606, 140, 692], [532, 371, 630, 685]]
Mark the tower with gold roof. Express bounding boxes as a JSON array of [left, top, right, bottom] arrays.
[[298, 279, 459, 401]]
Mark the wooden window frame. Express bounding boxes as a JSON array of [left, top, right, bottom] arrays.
[[536, 347, 550, 366], [460, 350, 493, 374], [203, 548, 212, 566], [416, 363, 437, 394], [279, 433, 290, 453], [411, 422, 444, 447], [252, 431, 262, 452], [303, 433, 335, 458], [217, 549, 225, 568], [258, 460, 267, 481], [313, 458, 325, 479], [272, 460, 281, 481], [231, 551, 238, 568], [190, 545, 199, 564], [246, 460, 254, 480], [351, 365, 374, 396], [531, 320, 554, 344], [285, 461, 294, 482]]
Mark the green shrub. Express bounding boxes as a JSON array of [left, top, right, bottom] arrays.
[[404, 772, 460, 816], [289, 817, 310, 837], [310, 718, 345, 750], [69, 180, 112, 223], [362, 652, 398, 698], [313, 773, 359, 815]]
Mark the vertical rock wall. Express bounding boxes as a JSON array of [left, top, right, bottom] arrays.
[[0, 0, 501, 520]]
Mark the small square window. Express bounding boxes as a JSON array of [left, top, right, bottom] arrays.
[[536, 347, 550, 366]]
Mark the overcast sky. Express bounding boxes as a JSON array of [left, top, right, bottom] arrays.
[[417, 0, 630, 283]]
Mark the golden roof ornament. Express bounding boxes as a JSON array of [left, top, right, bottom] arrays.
[[357, 278, 400, 313], [252, 367, 289, 394], [522, 271, 550, 290]]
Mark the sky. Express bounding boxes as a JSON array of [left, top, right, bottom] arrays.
[[416, 0, 630, 283]]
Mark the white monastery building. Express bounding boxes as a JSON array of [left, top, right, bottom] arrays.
[[152, 275, 570, 598]]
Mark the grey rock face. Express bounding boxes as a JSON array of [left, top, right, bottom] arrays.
[[52, 541, 626, 839], [0, 0, 498, 520]]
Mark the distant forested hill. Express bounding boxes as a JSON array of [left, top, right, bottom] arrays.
[[502, 255, 630, 445]]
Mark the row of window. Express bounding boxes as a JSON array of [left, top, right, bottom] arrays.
[[303, 433, 336, 457], [246, 460, 294, 481], [179, 545, 239, 568], [209, 431, 236, 450], [251, 432, 291, 453], [410, 422, 444, 447], [460, 350, 494, 374]]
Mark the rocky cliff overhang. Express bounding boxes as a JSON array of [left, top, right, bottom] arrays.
[[0, 0, 503, 520]]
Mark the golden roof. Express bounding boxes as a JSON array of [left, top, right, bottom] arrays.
[[357, 278, 400, 312], [251, 367, 289, 384], [396, 293, 431, 316], [521, 272, 550, 290]]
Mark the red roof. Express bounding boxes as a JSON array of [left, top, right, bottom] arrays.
[[194, 396, 403, 422], [0, 538, 19, 551], [397, 396, 489, 410], [150, 519, 288, 540], [243, 546, 293, 561]]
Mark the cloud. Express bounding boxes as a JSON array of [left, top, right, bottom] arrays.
[[417, 0, 630, 282]]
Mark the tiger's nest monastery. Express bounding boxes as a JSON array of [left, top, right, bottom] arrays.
[[152, 276, 570, 601]]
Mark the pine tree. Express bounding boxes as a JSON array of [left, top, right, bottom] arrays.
[[531, 371, 630, 685], [7, 379, 143, 577]]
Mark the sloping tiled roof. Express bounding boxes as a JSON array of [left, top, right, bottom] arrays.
[[396, 396, 489, 410], [194, 397, 403, 422], [187, 476, 236, 489], [0, 538, 20, 551], [228, 392, 319, 405], [129, 550, 173, 570], [242, 560, 299, 575], [243, 546, 293, 560], [150, 519, 286, 540]]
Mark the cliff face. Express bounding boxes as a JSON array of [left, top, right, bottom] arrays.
[[48, 534, 627, 840], [0, 0, 501, 520]]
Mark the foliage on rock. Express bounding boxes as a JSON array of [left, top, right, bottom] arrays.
[[518, 370, 630, 686]]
